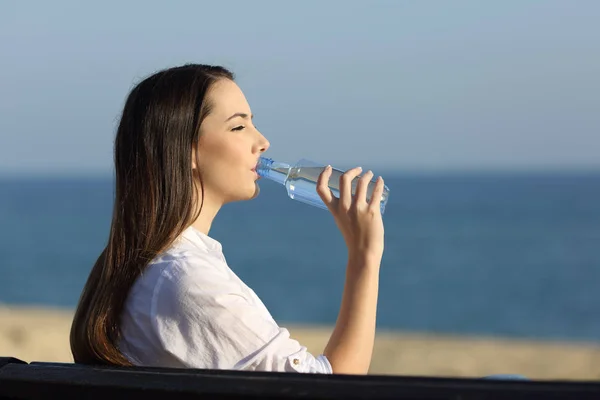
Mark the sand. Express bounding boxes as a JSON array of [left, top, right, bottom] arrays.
[[1, 305, 599, 380]]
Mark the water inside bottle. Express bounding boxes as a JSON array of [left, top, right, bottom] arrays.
[[285, 166, 389, 214]]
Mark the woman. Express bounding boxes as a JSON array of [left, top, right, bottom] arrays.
[[70, 63, 386, 375]]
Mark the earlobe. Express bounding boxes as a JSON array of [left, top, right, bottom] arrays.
[[191, 148, 197, 170]]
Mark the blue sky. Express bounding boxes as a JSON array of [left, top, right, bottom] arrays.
[[1, 1, 598, 175]]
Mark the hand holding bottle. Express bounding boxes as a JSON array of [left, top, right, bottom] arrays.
[[256, 157, 390, 215], [316, 166, 385, 264]]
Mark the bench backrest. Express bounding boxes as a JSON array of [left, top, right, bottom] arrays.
[[2, 357, 600, 399]]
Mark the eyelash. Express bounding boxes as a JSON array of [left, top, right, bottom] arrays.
[[231, 124, 257, 132]]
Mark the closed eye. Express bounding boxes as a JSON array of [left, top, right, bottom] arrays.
[[231, 125, 245, 131]]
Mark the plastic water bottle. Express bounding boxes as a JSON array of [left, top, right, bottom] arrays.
[[256, 157, 390, 214]]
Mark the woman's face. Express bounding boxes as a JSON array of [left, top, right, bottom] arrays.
[[193, 79, 270, 206]]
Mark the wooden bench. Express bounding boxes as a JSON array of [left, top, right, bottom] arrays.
[[1, 357, 599, 399]]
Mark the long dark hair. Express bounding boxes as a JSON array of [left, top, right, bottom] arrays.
[[70, 64, 234, 365]]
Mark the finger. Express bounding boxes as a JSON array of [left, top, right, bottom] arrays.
[[368, 176, 385, 212], [316, 165, 337, 210], [339, 166, 363, 210], [354, 170, 374, 207]]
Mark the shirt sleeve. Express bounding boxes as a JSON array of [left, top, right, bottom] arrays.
[[149, 259, 333, 374]]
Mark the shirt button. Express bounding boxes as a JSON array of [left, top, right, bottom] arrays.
[[293, 358, 300, 365]]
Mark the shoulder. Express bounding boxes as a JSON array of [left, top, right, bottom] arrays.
[[124, 235, 232, 317], [147, 242, 233, 302]]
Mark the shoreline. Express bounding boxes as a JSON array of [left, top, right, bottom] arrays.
[[1, 305, 599, 380]]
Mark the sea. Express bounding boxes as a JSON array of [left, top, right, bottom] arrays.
[[1, 172, 599, 343]]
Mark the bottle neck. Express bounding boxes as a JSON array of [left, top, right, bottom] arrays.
[[257, 156, 291, 186]]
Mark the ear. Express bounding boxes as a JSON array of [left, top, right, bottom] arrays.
[[191, 146, 197, 170]]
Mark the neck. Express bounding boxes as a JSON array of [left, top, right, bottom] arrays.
[[190, 196, 222, 235]]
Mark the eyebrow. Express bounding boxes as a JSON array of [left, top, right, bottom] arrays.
[[225, 112, 253, 122]]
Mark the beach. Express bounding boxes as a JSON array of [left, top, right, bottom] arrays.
[[1, 305, 599, 380]]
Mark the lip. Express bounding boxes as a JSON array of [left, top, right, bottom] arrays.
[[251, 159, 261, 178]]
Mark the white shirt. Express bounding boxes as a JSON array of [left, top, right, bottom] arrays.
[[118, 226, 333, 374]]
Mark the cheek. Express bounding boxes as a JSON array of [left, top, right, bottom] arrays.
[[204, 135, 246, 159], [211, 142, 247, 173], [198, 137, 234, 168], [197, 138, 251, 195]]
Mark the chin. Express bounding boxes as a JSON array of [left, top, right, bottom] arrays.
[[228, 182, 261, 203], [250, 182, 260, 199]]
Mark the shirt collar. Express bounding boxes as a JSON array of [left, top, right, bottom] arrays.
[[179, 225, 223, 253]]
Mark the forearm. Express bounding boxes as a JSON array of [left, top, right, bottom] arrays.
[[323, 257, 380, 374]]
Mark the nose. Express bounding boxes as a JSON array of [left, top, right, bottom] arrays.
[[256, 130, 270, 153]]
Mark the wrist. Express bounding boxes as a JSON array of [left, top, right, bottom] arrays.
[[347, 252, 382, 272]]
